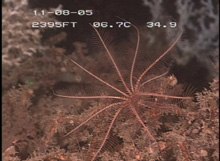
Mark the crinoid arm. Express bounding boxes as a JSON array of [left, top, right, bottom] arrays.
[[89, 24, 131, 95], [139, 70, 169, 89], [135, 30, 183, 91], [130, 106, 155, 141], [138, 92, 192, 100], [62, 54, 129, 97], [64, 102, 124, 137], [89, 107, 123, 161], [114, 16, 141, 92], [53, 89, 126, 101]]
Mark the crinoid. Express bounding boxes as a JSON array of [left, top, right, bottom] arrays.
[[54, 20, 193, 161]]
